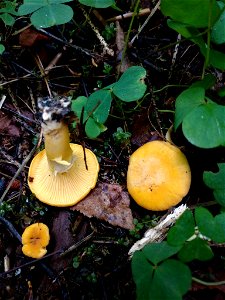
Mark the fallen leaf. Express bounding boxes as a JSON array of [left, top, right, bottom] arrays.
[[71, 183, 134, 230], [19, 28, 49, 47], [131, 109, 161, 147]]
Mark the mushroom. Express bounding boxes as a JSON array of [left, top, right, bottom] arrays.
[[22, 223, 50, 259], [127, 141, 191, 211], [28, 96, 99, 207]]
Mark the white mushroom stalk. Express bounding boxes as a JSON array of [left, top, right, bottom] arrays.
[[38, 96, 75, 175]]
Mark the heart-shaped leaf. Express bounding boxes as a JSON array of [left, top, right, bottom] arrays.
[[161, 0, 220, 28], [203, 163, 225, 206], [195, 206, 225, 243], [211, 1, 225, 44], [132, 251, 154, 300], [18, 0, 73, 28], [86, 89, 112, 124], [195, 207, 216, 239], [142, 241, 181, 265], [167, 210, 195, 246], [31, 4, 73, 28], [174, 87, 205, 130], [178, 238, 214, 262], [132, 252, 191, 300], [150, 259, 192, 300], [209, 49, 225, 70], [182, 101, 225, 148], [112, 66, 147, 102], [85, 117, 106, 138]]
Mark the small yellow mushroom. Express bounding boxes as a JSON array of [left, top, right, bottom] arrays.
[[22, 223, 50, 259], [127, 141, 191, 211]]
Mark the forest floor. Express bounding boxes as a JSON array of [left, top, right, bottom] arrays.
[[0, 1, 225, 299]]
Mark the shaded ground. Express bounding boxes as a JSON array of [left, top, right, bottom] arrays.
[[0, 1, 225, 299]]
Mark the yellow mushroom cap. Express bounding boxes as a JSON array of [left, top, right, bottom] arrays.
[[28, 144, 99, 207], [22, 223, 50, 259], [127, 141, 191, 211]]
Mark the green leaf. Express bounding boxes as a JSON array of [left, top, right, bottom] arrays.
[[182, 101, 225, 148], [150, 259, 192, 300], [86, 89, 112, 124], [132, 253, 191, 300], [167, 210, 195, 246], [209, 49, 225, 70], [112, 66, 147, 102], [213, 213, 225, 243], [79, 0, 114, 8], [191, 74, 216, 90], [195, 206, 225, 243], [85, 117, 106, 138], [195, 207, 216, 240], [30, 4, 73, 28], [174, 87, 205, 130], [18, 0, 46, 15], [211, 1, 225, 44], [132, 251, 154, 300], [0, 13, 15, 26], [0, 1, 18, 15], [178, 238, 214, 262], [71, 96, 88, 122], [0, 44, 5, 55], [142, 241, 181, 265], [204, 163, 225, 206], [161, 0, 220, 28]]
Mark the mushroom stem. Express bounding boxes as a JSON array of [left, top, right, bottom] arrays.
[[42, 120, 75, 174], [38, 96, 75, 175]]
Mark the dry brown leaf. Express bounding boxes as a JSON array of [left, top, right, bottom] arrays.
[[71, 183, 134, 230], [131, 109, 161, 147], [19, 28, 49, 47]]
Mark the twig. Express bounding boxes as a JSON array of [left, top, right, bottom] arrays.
[[0, 95, 6, 109], [0, 133, 42, 203], [38, 28, 98, 58], [0, 74, 31, 87], [34, 54, 52, 98], [81, 7, 114, 56], [0, 216, 22, 242], [106, 8, 151, 22], [45, 40, 73, 75], [130, 1, 160, 46], [128, 204, 187, 256], [92, 9, 106, 26]]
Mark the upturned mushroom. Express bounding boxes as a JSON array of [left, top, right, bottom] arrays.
[[28, 96, 99, 207], [127, 141, 191, 211], [22, 223, 50, 259]]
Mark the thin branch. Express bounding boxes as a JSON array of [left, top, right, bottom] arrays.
[[0, 133, 42, 203], [106, 8, 151, 22]]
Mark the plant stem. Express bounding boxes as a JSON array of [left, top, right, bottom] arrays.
[[201, 0, 213, 79], [118, 0, 141, 75], [192, 276, 225, 286], [153, 84, 187, 93]]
